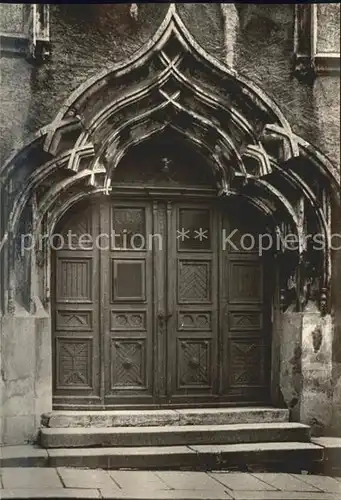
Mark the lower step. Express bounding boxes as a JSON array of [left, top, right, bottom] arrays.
[[40, 423, 310, 448], [41, 442, 323, 472]]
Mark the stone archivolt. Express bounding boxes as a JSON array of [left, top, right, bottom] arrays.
[[0, 4, 339, 316]]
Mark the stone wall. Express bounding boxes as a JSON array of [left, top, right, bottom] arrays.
[[0, 3, 340, 444], [1, 4, 340, 173], [0, 305, 50, 445]]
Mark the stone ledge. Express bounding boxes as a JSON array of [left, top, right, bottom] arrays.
[[39, 423, 311, 449], [41, 408, 289, 428], [0, 445, 48, 467]]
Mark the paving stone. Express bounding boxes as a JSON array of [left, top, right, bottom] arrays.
[[251, 473, 322, 492], [154, 471, 227, 492], [1, 467, 62, 489], [100, 489, 232, 499], [57, 467, 116, 489], [110, 470, 171, 490], [209, 472, 277, 491], [291, 475, 341, 494], [231, 492, 338, 500], [0, 488, 101, 499], [0, 445, 48, 467]]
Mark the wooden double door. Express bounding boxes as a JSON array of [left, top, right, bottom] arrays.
[[52, 197, 272, 409]]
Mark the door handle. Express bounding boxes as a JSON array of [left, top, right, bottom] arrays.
[[157, 312, 173, 328]]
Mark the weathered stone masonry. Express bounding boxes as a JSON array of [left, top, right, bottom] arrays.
[[0, 3, 340, 445]]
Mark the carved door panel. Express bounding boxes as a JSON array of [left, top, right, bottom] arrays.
[[52, 201, 101, 408], [102, 201, 155, 405], [166, 202, 219, 403], [52, 197, 272, 408], [219, 211, 272, 403]]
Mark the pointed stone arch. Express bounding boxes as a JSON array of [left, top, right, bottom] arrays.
[[0, 2, 339, 320]]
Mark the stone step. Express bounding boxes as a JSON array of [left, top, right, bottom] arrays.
[[41, 407, 289, 428], [40, 442, 323, 472], [312, 437, 341, 476], [40, 422, 310, 449]]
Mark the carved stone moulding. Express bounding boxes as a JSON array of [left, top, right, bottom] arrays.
[[0, 4, 339, 317], [0, 4, 50, 62], [294, 4, 340, 80]]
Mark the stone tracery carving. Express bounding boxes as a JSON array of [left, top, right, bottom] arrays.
[[0, 3, 338, 316]]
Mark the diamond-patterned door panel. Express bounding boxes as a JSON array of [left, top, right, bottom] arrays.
[[229, 340, 265, 387], [52, 198, 272, 407], [177, 339, 212, 388], [56, 337, 93, 389], [104, 201, 154, 404], [178, 260, 211, 303], [111, 339, 147, 390], [52, 202, 100, 407], [112, 207, 146, 250]]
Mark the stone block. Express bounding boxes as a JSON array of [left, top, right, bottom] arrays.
[[41, 408, 289, 428], [47, 448, 111, 469], [176, 408, 289, 426], [44, 410, 180, 428], [2, 415, 36, 445], [1, 316, 36, 382], [34, 316, 52, 418], [2, 378, 35, 416], [107, 446, 199, 470], [39, 423, 311, 449], [280, 312, 303, 419], [301, 390, 333, 435], [190, 441, 323, 471]]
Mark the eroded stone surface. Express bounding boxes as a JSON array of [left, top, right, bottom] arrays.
[[42, 408, 289, 428]]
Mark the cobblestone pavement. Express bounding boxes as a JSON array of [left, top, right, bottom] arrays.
[[0, 468, 341, 499]]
